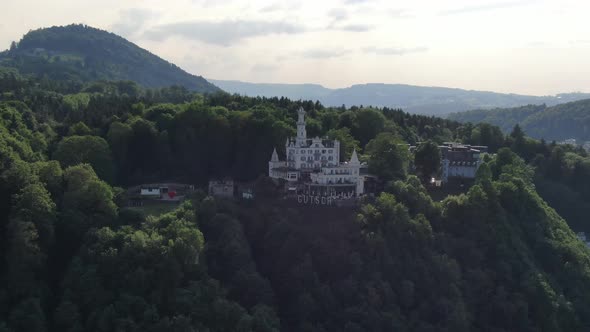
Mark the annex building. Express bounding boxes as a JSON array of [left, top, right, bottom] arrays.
[[440, 143, 487, 182]]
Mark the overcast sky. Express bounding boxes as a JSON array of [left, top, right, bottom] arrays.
[[2, 0, 590, 95]]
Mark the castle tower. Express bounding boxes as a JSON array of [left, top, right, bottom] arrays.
[[295, 107, 307, 147], [349, 149, 364, 195]]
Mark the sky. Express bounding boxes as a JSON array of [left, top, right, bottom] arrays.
[[2, 0, 590, 95]]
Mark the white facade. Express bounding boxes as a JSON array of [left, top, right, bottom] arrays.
[[559, 138, 577, 146], [268, 107, 364, 196], [440, 143, 485, 183], [208, 179, 235, 198], [141, 188, 161, 196], [442, 160, 481, 181]]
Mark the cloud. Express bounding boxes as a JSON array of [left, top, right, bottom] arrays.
[[363, 46, 429, 55], [191, 0, 229, 7], [260, 2, 302, 13], [339, 24, 373, 32], [261, 3, 282, 12], [527, 41, 550, 48], [569, 40, 590, 46], [328, 8, 349, 22], [389, 8, 415, 19], [111, 8, 154, 37], [325, 8, 373, 32], [144, 20, 306, 46], [343, 0, 371, 4], [439, 0, 534, 15], [251, 64, 279, 72], [301, 49, 352, 59]]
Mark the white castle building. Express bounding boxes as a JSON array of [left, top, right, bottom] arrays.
[[269, 107, 365, 197]]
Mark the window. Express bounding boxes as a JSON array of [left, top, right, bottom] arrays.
[[328, 156, 333, 161], [322, 149, 326, 153], [315, 144, 319, 147], [328, 150, 333, 153], [301, 156, 305, 161]]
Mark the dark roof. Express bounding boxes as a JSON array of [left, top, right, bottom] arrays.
[[449, 161, 478, 166]]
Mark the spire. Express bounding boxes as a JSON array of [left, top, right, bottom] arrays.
[[350, 149, 360, 164], [271, 148, 279, 162], [296, 107, 307, 146]]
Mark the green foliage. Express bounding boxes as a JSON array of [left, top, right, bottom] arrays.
[[449, 99, 590, 142], [53, 135, 115, 182], [326, 127, 360, 160], [414, 140, 441, 180], [2, 60, 590, 332], [351, 108, 386, 146], [67, 121, 92, 136], [366, 133, 409, 181]]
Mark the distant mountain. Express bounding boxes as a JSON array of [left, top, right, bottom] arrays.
[[0, 24, 220, 93], [448, 99, 590, 142], [211, 79, 590, 116]]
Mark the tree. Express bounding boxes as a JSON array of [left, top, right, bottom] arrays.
[[53, 135, 115, 183], [326, 128, 360, 161], [414, 140, 441, 180], [366, 133, 409, 182], [352, 108, 386, 146], [509, 124, 528, 158], [67, 122, 92, 136], [12, 183, 56, 250]]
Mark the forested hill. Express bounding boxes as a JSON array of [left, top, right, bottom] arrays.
[[0, 24, 220, 93], [4, 68, 590, 331], [448, 99, 590, 141], [210, 79, 590, 116]]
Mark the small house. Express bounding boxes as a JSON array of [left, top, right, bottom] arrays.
[[208, 179, 235, 198]]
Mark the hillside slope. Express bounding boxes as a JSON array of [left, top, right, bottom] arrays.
[[210, 79, 590, 116], [0, 24, 220, 93], [448, 99, 590, 141]]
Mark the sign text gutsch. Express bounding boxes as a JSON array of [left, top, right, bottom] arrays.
[[296, 192, 355, 206]]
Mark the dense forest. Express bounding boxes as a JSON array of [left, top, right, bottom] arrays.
[[0, 24, 219, 93], [448, 99, 590, 142], [3, 59, 590, 332]]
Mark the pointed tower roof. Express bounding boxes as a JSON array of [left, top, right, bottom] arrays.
[[350, 149, 360, 164], [271, 148, 279, 162]]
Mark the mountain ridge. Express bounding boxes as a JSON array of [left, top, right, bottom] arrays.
[[211, 78, 590, 115]]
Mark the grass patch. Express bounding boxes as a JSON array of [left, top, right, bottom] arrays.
[[127, 201, 181, 217]]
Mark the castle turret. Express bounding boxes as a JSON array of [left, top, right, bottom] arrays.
[[350, 149, 360, 165], [295, 107, 307, 147], [349, 149, 364, 195]]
